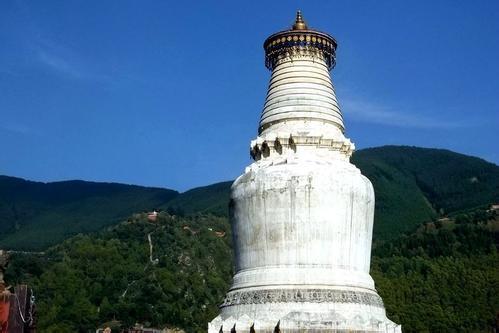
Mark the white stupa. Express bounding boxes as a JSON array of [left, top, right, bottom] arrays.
[[209, 11, 401, 333]]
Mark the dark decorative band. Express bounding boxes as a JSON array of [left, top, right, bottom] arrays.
[[264, 30, 337, 70], [220, 289, 384, 308]]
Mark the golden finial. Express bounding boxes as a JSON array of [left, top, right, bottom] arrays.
[[292, 10, 308, 30]]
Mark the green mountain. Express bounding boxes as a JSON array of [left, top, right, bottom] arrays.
[[1, 146, 498, 250], [0, 176, 178, 250], [3, 146, 499, 331]]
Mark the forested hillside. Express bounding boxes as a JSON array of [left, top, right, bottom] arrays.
[[372, 207, 499, 332], [3, 146, 498, 332], [7, 213, 233, 332], [7, 208, 499, 332]]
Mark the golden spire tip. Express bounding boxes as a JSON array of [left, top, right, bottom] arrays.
[[293, 10, 307, 30]]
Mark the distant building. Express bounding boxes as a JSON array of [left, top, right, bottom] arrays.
[[214, 231, 226, 238], [147, 210, 158, 222]]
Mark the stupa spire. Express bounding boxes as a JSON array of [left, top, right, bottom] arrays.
[[258, 11, 347, 158], [292, 10, 307, 30]]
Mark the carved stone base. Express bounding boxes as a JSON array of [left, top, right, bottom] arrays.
[[209, 288, 401, 333], [221, 289, 384, 309]]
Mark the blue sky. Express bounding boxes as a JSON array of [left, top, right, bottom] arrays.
[[1, 1, 498, 191]]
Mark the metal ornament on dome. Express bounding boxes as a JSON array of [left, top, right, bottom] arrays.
[[263, 10, 338, 70]]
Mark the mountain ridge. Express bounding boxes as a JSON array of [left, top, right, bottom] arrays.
[[0, 175, 179, 249], [1, 145, 498, 250]]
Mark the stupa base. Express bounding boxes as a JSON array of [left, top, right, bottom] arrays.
[[209, 311, 401, 333], [209, 289, 401, 333]]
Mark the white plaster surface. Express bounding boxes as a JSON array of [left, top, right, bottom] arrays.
[[209, 54, 401, 332], [260, 59, 344, 132]]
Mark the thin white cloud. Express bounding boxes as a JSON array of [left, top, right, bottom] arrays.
[[341, 97, 469, 129], [33, 38, 111, 82], [37, 50, 85, 79]]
